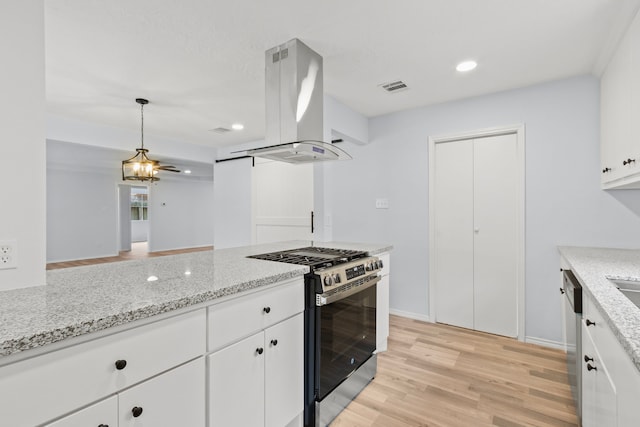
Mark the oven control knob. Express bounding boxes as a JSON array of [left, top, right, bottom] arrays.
[[333, 274, 341, 284], [324, 275, 334, 286], [366, 263, 373, 271]]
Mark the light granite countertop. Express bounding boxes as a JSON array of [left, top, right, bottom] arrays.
[[0, 240, 392, 359], [558, 246, 640, 372]]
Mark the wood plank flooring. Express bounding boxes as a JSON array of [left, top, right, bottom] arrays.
[[332, 316, 578, 427], [46, 242, 213, 270]]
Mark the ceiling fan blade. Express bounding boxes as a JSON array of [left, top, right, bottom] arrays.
[[154, 165, 181, 172]]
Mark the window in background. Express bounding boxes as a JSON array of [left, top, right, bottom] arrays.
[[131, 187, 148, 221]]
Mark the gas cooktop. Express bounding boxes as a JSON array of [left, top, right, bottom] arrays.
[[247, 246, 367, 269]]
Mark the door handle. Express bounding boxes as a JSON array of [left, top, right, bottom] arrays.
[[311, 211, 314, 234]]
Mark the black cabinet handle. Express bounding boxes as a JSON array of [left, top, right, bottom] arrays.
[[560, 288, 565, 294], [98, 425, 109, 427], [311, 211, 314, 234], [132, 407, 143, 418], [587, 364, 597, 372], [602, 167, 611, 173], [623, 158, 636, 166], [586, 319, 596, 326], [271, 339, 278, 346], [263, 307, 271, 314], [256, 347, 264, 355], [584, 355, 594, 363], [115, 360, 127, 370]]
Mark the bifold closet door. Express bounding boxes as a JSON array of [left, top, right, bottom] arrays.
[[433, 133, 518, 338], [434, 138, 474, 329], [473, 133, 518, 337]]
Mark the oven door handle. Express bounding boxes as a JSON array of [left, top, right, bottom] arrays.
[[316, 275, 381, 306]]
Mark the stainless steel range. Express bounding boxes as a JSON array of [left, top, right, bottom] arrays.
[[248, 246, 382, 427]]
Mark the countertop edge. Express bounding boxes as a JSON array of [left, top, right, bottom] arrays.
[[0, 269, 305, 359], [558, 246, 640, 372]]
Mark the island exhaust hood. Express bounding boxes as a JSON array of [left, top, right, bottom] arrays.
[[245, 39, 351, 164]]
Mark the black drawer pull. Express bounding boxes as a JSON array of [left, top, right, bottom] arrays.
[[115, 359, 127, 370], [256, 347, 264, 355], [263, 307, 271, 314], [623, 158, 636, 166], [602, 167, 611, 173], [271, 339, 278, 346], [587, 364, 597, 372], [98, 425, 109, 427], [132, 407, 143, 417], [560, 288, 565, 294], [586, 319, 596, 327], [584, 355, 594, 363]]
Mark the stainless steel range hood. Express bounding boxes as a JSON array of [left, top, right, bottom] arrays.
[[246, 39, 351, 164]]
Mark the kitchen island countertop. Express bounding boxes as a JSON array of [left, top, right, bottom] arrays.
[[558, 246, 640, 372], [0, 240, 392, 360]]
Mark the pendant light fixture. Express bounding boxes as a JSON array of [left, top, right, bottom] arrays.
[[122, 98, 160, 182]]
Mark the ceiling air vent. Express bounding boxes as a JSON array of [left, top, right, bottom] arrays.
[[210, 127, 231, 134], [380, 80, 408, 93]]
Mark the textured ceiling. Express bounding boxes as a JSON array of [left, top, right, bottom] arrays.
[[45, 0, 640, 148]]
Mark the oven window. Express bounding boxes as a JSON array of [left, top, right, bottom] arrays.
[[317, 283, 376, 399]]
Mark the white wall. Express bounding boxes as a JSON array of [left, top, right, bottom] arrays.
[[213, 158, 253, 249], [326, 75, 640, 343], [0, 0, 46, 290], [47, 167, 120, 262], [149, 179, 214, 252]]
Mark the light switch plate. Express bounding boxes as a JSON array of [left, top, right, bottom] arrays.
[[375, 198, 389, 209]]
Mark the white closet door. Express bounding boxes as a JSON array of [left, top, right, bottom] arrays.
[[473, 133, 518, 337], [434, 139, 474, 329]]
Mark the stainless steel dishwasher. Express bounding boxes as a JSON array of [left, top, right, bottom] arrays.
[[561, 269, 582, 423]]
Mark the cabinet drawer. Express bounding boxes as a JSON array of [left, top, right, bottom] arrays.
[[208, 279, 303, 351], [582, 293, 606, 342], [0, 309, 205, 427], [45, 396, 117, 427]]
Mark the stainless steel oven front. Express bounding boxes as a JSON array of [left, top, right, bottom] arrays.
[[304, 258, 381, 427]]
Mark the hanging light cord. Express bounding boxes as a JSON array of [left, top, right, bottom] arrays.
[[140, 102, 145, 150]]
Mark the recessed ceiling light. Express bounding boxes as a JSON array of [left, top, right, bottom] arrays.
[[231, 123, 244, 130], [456, 60, 477, 72], [184, 170, 192, 174], [147, 275, 158, 282]]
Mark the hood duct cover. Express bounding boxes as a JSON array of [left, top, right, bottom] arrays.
[[246, 39, 351, 164]]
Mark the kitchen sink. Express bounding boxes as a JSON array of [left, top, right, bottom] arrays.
[[609, 278, 640, 308]]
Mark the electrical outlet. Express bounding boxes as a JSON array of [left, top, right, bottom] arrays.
[[0, 240, 17, 269], [375, 198, 389, 209]]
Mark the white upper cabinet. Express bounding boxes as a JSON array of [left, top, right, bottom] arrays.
[[601, 9, 640, 188]]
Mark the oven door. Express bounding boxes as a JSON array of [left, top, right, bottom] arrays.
[[315, 275, 378, 400]]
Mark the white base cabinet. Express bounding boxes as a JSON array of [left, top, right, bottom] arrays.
[[208, 280, 304, 427], [581, 291, 640, 427], [0, 278, 305, 427], [376, 252, 391, 352]]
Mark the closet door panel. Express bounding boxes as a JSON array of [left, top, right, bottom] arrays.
[[473, 133, 519, 337], [434, 139, 474, 329]]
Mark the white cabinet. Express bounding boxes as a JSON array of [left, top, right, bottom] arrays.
[[208, 279, 304, 427], [0, 309, 206, 427], [601, 9, 640, 188], [376, 252, 391, 352], [119, 357, 205, 426], [581, 323, 617, 427], [432, 133, 520, 337], [209, 313, 304, 427], [46, 396, 117, 427], [581, 292, 640, 427]]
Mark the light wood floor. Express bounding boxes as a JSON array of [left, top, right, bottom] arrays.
[[332, 315, 578, 427], [46, 242, 213, 270]]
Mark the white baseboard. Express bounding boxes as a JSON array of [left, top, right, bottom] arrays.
[[525, 336, 565, 350], [389, 308, 432, 323]]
